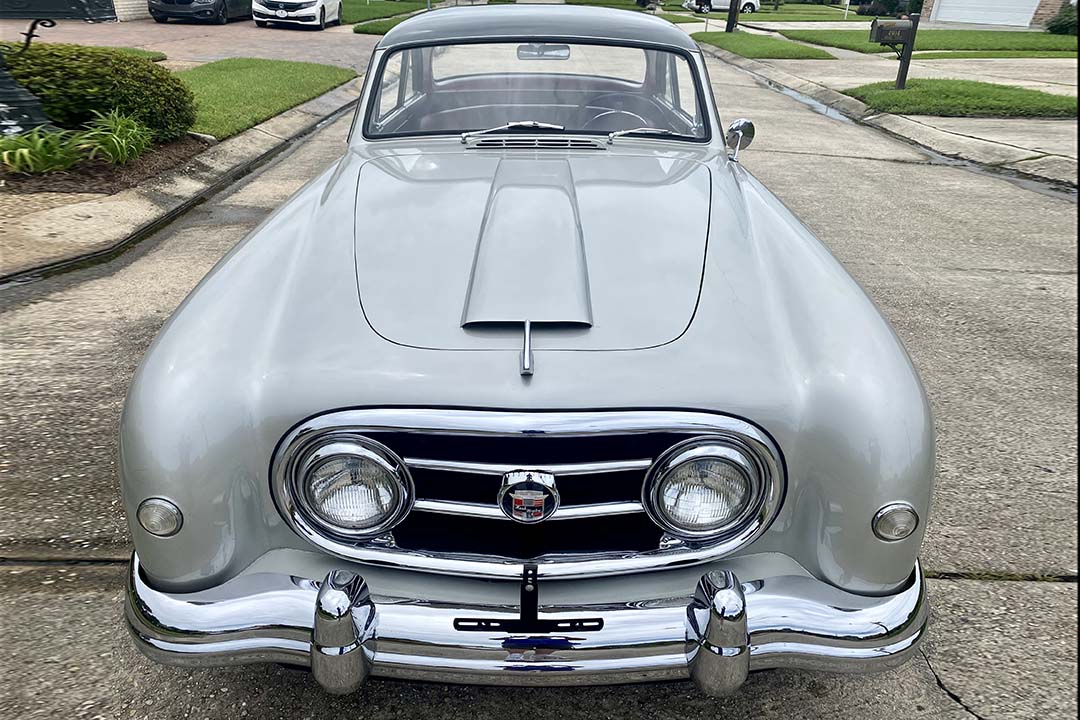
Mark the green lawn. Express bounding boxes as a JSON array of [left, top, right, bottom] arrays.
[[658, 12, 706, 22], [748, 5, 872, 21], [353, 14, 414, 33], [694, 30, 835, 58], [177, 59, 356, 139], [340, 0, 428, 24], [780, 29, 1080, 54], [845, 79, 1078, 117], [912, 50, 1080, 59], [112, 47, 168, 62], [564, 0, 641, 7]]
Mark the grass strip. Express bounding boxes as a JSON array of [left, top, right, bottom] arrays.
[[340, 0, 429, 24], [177, 58, 356, 139], [111, 47, 168, 61], [658, 12, 707, 22], [844, 78, 1078, 117], [912, 50, 1080, 59], [694, 30, 835, 58], [353, 15, 414, 33], [779, 28, 1079, 54], [748, 6, 871, 21]]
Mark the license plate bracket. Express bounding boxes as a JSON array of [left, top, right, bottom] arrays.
[[453, 564, 605, 633]]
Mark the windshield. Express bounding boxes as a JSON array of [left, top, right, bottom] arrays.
[[364, 42, 708, 141]]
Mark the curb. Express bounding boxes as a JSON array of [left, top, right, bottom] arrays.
[[698, 44, 1078, 189], [0, 76, 364, 285]]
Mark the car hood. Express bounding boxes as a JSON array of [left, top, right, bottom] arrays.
[[354, 152, 711, 351]]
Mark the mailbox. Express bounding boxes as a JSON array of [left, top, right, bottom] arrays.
[[870, 18, 913, 45]]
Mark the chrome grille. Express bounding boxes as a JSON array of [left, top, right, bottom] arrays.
[[272, 409, 785, 579]]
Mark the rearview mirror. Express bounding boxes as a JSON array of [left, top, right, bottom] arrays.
[[725, 118, 755, 161], [517, 43, 572, 61]]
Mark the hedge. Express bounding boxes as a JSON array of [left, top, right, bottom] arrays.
[[0, 43, 196, 142]]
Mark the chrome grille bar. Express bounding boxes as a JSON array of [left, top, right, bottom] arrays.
[[413, 499, 645, 521], [405, 457, 652, 476]]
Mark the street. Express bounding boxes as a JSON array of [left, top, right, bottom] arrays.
[[1, 52, 1076, 719]]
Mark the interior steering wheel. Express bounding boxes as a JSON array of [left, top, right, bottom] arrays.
[[577, 93, 657, 132], [581, 109, 649, 132]]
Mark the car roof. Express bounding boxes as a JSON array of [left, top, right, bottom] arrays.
[[376, 5, 701, 52]]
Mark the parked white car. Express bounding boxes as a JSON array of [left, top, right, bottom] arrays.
[[683, 0, 761, 12], [253, 0, 342, 28]]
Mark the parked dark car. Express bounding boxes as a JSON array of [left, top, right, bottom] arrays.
[[148, 0, 252, 24]]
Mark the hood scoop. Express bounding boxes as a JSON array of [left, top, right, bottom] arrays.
[[462, 158, 593, 330], [462, 159, 592, 376]]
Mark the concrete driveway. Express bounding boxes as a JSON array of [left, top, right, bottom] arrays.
[[0, 56, 1076, 719], [0, 17, 376, 69]]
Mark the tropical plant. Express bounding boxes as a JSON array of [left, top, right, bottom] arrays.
[[80, 110, 154, 165], [0, 128, 86, 175]]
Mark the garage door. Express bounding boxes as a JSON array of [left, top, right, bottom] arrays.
[[932, 0, 1040, 26], [0, 0, 116, 20]]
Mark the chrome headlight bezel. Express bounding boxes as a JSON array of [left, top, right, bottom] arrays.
[[642, 435, 781, 542], [281, 433, 415, 541]]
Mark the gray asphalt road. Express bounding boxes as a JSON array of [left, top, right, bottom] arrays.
[[0, 58, 1076, 719]]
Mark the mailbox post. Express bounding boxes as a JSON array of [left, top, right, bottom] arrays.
[[724, 0, 741, 32], [0, 22, 54, 136], [869, 13, 921, 90], [0, 1, 107, 135]]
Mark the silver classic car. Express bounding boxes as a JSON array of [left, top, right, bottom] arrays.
[[122, 6, 933, 696]]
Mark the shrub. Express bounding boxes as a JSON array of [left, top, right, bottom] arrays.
[[856, 0, 900, 14], [81, 110, 154, 165], [0, 42, 196, 141], [1046, 1, 1077, 35], [0, 128, 85, 174]]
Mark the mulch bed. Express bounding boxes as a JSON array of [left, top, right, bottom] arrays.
[[0, 135, 210, 196]]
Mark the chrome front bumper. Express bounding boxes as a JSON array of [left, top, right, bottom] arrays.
[[126, 554, 927, 695]]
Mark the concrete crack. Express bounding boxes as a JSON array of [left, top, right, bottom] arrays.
[[922, 648, 988, 720]]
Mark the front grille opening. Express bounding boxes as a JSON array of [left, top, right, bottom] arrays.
[[410, 468, 643, 506], [393, 512, 663, 559], [365, 431, 692, 466], [357, 429, 691, 559]]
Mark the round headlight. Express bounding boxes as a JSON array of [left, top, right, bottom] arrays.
[[294, 438, 413, 538], [643, 437, 766, 539]]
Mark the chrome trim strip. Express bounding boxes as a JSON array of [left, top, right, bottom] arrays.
[[413, 498, 645, 521], [126, 554, 926, 689], [270, 409, 786, 580], [404, 457, 654, 476]]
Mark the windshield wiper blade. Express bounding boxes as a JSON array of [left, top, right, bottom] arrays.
[[606, 127, 692, 144], [461, 121, 565, 143]]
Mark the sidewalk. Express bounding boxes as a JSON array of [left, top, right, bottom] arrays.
[[701, 44, 1079, 186], [0, 77, 363, 281], [767, 55, 1078, 96]]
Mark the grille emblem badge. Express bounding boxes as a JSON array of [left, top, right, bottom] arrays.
[[498, 471, 559, 524]]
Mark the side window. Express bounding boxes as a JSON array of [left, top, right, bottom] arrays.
[[377, 53, 404, 122], [376, 50, 423, 127], [657, 54, 700, 129]]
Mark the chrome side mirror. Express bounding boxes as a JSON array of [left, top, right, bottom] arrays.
[[725, 119, 755, 162]]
